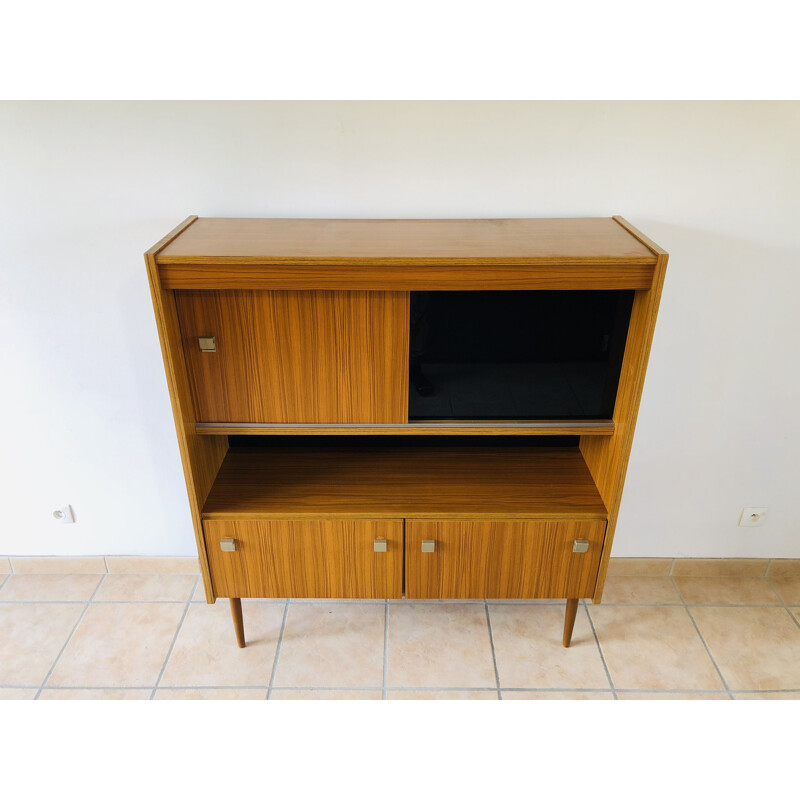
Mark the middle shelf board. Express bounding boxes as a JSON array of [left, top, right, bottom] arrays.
[[196, 421, 615, 436], [201, 446, 608, 521]]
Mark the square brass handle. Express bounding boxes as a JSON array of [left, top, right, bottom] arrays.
[[220, 538, 236, 552], [373, 538, 387, 553], [198, 336, 216, 352], [421, 539, 436, 553], [572, 539, 589, 553]]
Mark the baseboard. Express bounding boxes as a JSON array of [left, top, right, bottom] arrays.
[[607, 558, 800, 578], [1, 555, 798, 577], [1, 556, 200, 575]]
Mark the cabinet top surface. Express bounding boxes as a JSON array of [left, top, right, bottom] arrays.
[[155, 217, 659, 265]]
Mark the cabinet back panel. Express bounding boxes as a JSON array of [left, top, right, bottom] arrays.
[[174, 290, 409, 424]]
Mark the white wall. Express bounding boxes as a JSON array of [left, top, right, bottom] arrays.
[[1, 101, 798, 557]]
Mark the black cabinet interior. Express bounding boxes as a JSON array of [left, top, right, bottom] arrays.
[[408, 290, 633, 421]]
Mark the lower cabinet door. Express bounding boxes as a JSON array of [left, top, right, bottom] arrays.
[[405, 519, 606, 599], [204, 519, 403, 598]]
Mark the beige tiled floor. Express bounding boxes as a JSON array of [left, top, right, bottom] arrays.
[[673, 577, 781, 605], [2, 569, 800, 699], [387, 603, 496, 688]]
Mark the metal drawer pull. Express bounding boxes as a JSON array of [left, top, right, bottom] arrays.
[[572, 539, 589, 553], [373, 538, 387, 553], [198, 336, 216, 352], [220, 538, 236, 552], [421, 539, 436, 553]]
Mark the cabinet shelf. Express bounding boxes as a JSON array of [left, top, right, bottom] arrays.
[[201, 446, 607, 521]]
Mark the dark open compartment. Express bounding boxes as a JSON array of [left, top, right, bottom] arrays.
[[409, 290, 633, 421]]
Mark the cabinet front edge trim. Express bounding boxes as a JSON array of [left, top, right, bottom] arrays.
[[196, 421, 615, 435]]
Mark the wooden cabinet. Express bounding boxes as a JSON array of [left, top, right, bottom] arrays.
[[146, 216, 667, 649]]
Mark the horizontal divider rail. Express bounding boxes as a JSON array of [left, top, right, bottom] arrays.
[[195, 421, 615, 436]]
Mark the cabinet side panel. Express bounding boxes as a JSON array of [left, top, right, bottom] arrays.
[[174, 290, 409, 424], [146, 232, 227, 603], [581, 290, 653, 504], [581, 247, 668, 602]]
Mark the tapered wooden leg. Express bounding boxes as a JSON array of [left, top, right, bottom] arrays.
[[230, 598, 245, 648], [562, 598, 579, 648]]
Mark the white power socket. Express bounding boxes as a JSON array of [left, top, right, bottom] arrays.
[[53, 505, 75, 524], [738, 507, 767, 527]]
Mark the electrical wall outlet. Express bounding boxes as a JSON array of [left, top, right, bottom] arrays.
[[53, 505, 75, 524], [738, 507, 767, 527]]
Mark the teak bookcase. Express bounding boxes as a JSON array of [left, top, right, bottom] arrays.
[[146, 217, 667, 648]]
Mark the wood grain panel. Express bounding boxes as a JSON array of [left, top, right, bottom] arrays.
[[581, 217, 669, 602], [406, 519, 606, 599], [204, 519, 402, 598], [202, 447, 607, 520], [195, 421, 615, 436], [174, 290, 409, 423], [145, 217, 228, 603], [160, 262, 654, 291], [156, 218, 657, 264]]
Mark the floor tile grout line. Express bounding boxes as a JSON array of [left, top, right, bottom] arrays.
[[190, 600, 286, 604], [510, 688, 702, 695], [149, 575, 199, 700], [670, 576, 687, 605], [765, 576, 800, 631], [489, 600, 784, 607], [27, 686, 159, 691], [1, 596, 788, 608], [34, 574, 108, 700], [0, 574, 9, 593], [0, 600, 200, 604], [682, 603, 734, 700], [1, 686, 48, 690], [38, 685, 266, 691], [583, 601, 618, 700], [484, 601, 502, 700], [385, 687, 499, 693], [267, 601, 290, 700], [274, 686, 496, 692], [611, 688, 731, 695], [382, 600, 388, 700], [482, 688, 613, 695], [9, 684, 800, 694], [764, 575, 791, 602], [764, 575, 785, 604], [672, 576, 734, 699]]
